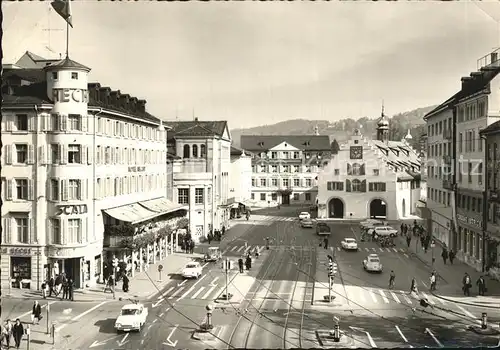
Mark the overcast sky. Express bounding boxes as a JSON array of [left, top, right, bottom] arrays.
[[4, 2, 500, 128]]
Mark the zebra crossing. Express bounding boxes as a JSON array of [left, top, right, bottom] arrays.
[[222, 245, 266, 255], [161, 276, 232, 302], [234, 215, 297, 225], [337, 246, 411, 257]]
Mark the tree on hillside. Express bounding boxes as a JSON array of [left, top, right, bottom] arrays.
[[331, 139, 340, 154]]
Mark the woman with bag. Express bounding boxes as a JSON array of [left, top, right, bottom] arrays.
[[31, 300, 42, 325]]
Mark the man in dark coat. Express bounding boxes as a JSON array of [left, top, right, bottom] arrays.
[[68, 278, 74, 301], [62, 279, 69, 300], [122, 274, 130, 293], [32, 301, 42, 324], [476, 275, 486, 296], [12, 319, 23, 349], [238, 258, 244, 273], [463, 273, 472, 296], [48, 277, 55, 297]]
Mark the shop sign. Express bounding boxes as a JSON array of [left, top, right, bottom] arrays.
[[457, 213, 482, 228], [128, 166, 146, 173], [1, 247, 32, 256], [56, 204, 88, 216], [52, 88, 89, 103]]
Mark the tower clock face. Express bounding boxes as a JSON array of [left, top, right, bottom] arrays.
[[350, 146, 363, 160]]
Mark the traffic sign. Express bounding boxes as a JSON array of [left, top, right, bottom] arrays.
[[158, 264, 163, 272]]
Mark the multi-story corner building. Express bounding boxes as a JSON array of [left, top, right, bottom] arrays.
[[1, 53, 186, 291], [228, 146, 252, 213], [165, 119, 232, 241], [454, 53, 500, 271], [423, 98, 456, 246], [240, 133, 331, 206], [316, 112, 423, 220], [480, 120, 500, 279]]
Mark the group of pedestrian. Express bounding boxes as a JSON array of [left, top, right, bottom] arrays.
[[1, 319, 23, 349], [440, 246, 456, 265], [41, 273, 74, 301], [182, 235, 195, 254], [237, 253, 253, 273]]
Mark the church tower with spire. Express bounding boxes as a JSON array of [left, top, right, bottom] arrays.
[[376, 102, 390, 143]]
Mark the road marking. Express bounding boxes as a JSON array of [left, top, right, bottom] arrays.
[[379, 290, 389, 303], [425, 328, 443, 347], [399, 291, 412, 304], [420, 292, 435, 304], [177, 275, 206, 300], [365, 248, 370, 252], [237, 246, 245, 253], [372, 248, 377, 252], [202, 262, 209, 268], [357, 288, 367, 303], [153, 318, 157, 324], [366, 331, 377, 347], [17, 301, 56, 320], [201, 285, 217, 299], [390, 291, 401, 303], [164, 286, 175, 296], [395, 325, 410, 344], [159, 312, 165, 317], [369, 289, 378, 303], [231, 246, 237, 252], [399, 248, 405, 252], [191, 287, 205, 299], [386, 248, 391, 252], [56, 301, 107, 332], [392, 248, 398, 252], [421, 281, 428, 288], [209, 277, 219, 286], [456, 304, 475, 319], [337, 247, 341, 251], [169, 287, 184, 299], [403, 254, 409, 258], [379, 248, 384, 252]]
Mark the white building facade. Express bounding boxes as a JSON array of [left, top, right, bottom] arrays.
[[229, 146, 253, 207], [1, 54, 185, 291], [166, 120, 232, 242], [316, 115, 422, 221], [240, 135, 331, 207]]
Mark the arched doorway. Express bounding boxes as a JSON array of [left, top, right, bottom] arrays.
[[369, 199, 387, 219], [402, 199, 406, 218], [328, 198, 344, 219]]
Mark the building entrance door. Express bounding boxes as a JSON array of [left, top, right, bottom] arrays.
[[328, 198, 344, 219], [369, 199, 387, 219], [282, 194, 290, 205]]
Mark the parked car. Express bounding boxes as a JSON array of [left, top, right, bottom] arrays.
[[359, 219, 382, 228], [370, 226, 398, 238], [341, 238, 358, 251], [298, 212, 311, 220], [301, 219, 314, 228], [360, 220, 385, 230], [182, 261, 202, 279], [363, 254, 383, 273], [115, 303, 148, 332], [316, 222, 331, 236]]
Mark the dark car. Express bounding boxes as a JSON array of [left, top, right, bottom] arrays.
[[316, 222, 331, 235]]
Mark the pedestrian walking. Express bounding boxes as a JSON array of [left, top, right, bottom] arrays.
[[323, 237, 329, 249], [462, 273, 471, 296], [238, 258, 244, 273], [406, 236, 411, 248], [122, 274, 130, 292], [68, 278, 74, 301], [441, 248, 448, 265], [222, 225, 226, 236], [410, 277, 418, 296], [430, 272, 437, 291], [12, 319, 23, 349], [41, 280, 48, 299], [62, 279, 69, 300], [245, 256, 251, 270], [449, 249, 455, 264], [48, 277, 55, 297], [31, 300, 42, 325], [207, 233, 212, 245], [400, 223, 404, 236], [190, 240, 195, 254], [476, 275, 487, 296], [3, 319, 12, 349]]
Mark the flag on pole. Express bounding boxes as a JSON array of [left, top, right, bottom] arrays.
[[51, 0, 73, 28]]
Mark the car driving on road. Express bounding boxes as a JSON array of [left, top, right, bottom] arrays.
[[370, 226, 398, 238], [298, 212, 311, 220], [363, 254, 383, 273], [301, 218, 314, 228], [115, 303, 148, 332], [182, 261, 202, 279], [341, 238, 358, 251]]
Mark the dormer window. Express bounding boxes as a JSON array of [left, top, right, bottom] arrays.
[[317, 152, 323, 159], [260, 152, 266, 158], [305, 153, 311, 159], [71, 72, 78, 80], [52, 72, 58, 80]]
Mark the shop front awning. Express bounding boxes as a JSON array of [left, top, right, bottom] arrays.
[[103, 203, 159, 224], [139, 197, 187, 214]]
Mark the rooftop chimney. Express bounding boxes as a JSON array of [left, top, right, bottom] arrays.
[[461, 77, 471, 90], [120, 94, 130, 110], [129, 97, 138, 112], [137, 99, 146, 113], [492, 52, 498, 65], [194, 117, 199, 122], [110, 90, 121, 107]]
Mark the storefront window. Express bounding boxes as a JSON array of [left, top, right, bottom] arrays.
[[11, 257, 32, 288], [457, 227, 462, 251], [94, 255, 101, 277]]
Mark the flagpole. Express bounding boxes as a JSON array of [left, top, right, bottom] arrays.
[[65, 21, 69, 58]]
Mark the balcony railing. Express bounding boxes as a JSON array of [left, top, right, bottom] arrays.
[[443, 128, 453, 140], [443, 155, 452, 165]]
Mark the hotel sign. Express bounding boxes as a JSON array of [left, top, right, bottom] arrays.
[[128, 166, 146, 173], [52, 88, 89, 103], [457, 213, 482, 229], [56, 204, 88, 216]]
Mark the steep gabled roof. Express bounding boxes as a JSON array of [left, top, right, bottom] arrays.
[[480, 120, 500, 135], [240, 135, 330, 151], [164, 120, 228, 139]]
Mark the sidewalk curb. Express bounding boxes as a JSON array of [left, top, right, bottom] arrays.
[[430, 291, 500, 309]]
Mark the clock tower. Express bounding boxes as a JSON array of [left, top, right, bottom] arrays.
[[376, 103, 390, 143]]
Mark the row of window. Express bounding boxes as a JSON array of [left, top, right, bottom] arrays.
[[95, 175, 165, 199], [458, 130, 483, 153], [252, 164, 319, 174], [457, 99, 487, 123], [326, 181, 387, 192], [2, 113, 165, 142], [177, 188, 212, 205], [427, 118, 453, 138], [427, 162, 484, 185], [456, 227, 483, 261], [427, 187, 453, 207], [428, 142, 452, 159], [251, 192, 313, 201], [251, 178, 314, 188], [3, 144, 166, 167], [2, 216, 84, 245], [182, 144, 207, 158], [256, 151, 325, 160]]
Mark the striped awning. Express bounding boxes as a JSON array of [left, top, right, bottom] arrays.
[[103, 203, 158, 224], [139, 197, 187, 214]]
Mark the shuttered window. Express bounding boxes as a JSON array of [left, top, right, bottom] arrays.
[[14, 216, 30, 243]]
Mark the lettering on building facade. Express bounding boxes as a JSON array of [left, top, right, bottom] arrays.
[[128, 166, 146, 173], [1, 247, 33, 256], [457, 213, 482, 229], [52, 88, 89, 103], [56, 204, 88, 216]]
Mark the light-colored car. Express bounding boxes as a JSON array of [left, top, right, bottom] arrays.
[[359, 219, 382, 228], [298, 212, 311, 220], [301, 219, 314, 228], [371, 226, 398, 238], [115, 303, 148, 332], [182, 261, 202, 279], [341, 238, 358, 251], [363, 254, 383, 273], [361, 221, 385, 230]]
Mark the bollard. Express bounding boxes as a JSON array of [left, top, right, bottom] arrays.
[[481, 312, 488, 329], [332, 324, 340, 342], [51, 322, 56, 345], [46, 302, 50, 334], [26, 325, 31, 350]]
